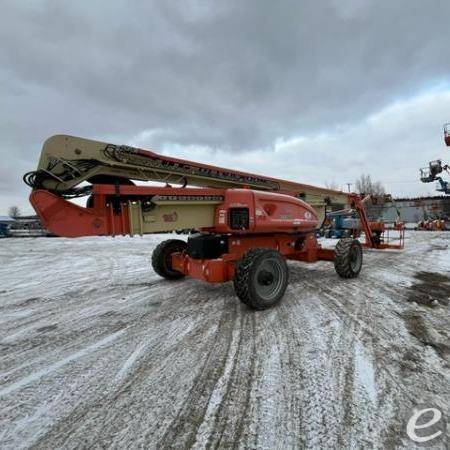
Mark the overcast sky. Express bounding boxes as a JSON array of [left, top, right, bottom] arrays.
[[1, 0, 450, 214]]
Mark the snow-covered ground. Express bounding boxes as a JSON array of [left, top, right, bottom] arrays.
[[0, 232, 449, 449]]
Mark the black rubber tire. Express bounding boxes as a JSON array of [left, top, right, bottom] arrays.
[[334, 238, 363, 279], [234, 248, 289, 310], [152, 239, 187, 280]]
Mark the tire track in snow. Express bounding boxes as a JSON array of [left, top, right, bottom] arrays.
[[192, 303, 243, 448], [158, 302, 240, 448], [1, 233, 450, 449], [114, 341, 148, 385], [0, 329, 126, 397]]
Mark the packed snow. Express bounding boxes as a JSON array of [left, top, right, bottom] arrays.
[[0, 232, 449, 449]]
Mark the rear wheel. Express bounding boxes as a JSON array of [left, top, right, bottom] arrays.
[[152, 239, 187, 280], [334, 238, 363, 278], [234, 248, 288, 310]]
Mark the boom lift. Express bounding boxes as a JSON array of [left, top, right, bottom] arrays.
[[419, 124, 450, 195], [322, 194, 401, 240], [25, 135, 404, 310], [420, 160, 450, 195]]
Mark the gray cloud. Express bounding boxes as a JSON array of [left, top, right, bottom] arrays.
[[1, 0, 450, 212]]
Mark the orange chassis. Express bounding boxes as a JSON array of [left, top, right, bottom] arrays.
[[30, 184, 404, 287], [172, 232, 335, 283]]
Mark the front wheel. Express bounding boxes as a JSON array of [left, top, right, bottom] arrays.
[[334, 238, 363, 278], [151, 239, 187, 280], [234, 248, 289, 310]]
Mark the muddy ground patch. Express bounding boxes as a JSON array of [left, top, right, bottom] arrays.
[[402, 312, 450, 359], [406, 271, 450, 306]]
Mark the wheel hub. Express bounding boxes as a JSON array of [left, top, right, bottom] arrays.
[[257, 270, 274, 286], [254, 258, 285, 300]]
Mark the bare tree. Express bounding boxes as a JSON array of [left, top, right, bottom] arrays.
[[355, 174, 385, 196], [8, 205, 21, 218], [325, 180, 341, 191]]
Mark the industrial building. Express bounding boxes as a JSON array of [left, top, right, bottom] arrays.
[[1, 215, 51, 237], [393, 195, 450, 222], [0, 215, 15, 237]]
